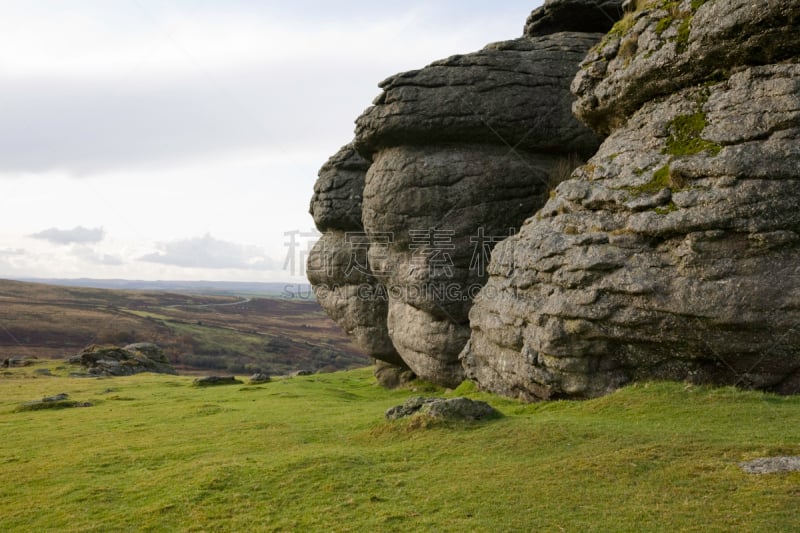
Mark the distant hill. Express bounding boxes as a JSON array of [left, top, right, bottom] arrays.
[[0, 278, 366, 375], [14, 278, 310, 298]]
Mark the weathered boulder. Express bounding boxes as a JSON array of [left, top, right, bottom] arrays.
[[572, 0, 800, 135], [68, 344, 176, 377], [463, 0, 800, 400], [524, 0, 625, 37], [249, 373, 271, 384], [385, 396, 500, 421], [355, 36, 601, 158], [352, 33, 605, 388], [307, 231, 403, 366], [309, 144, 370, 232], [373, 360, 416, 389], [2, 357, 35, 368]]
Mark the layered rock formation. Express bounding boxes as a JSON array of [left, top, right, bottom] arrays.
[[307, 144, 407, 375], [308, 1, 622, 387], [463, 0, 800, 399], [308, 0, 799, 399]]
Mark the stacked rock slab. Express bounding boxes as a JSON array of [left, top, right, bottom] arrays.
[[463, 0, 800, 400], [352, 27, 617, 386], [307, 144, 408, 373]]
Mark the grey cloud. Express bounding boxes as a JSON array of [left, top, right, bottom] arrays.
[[0, 1, 537, 176], [71, 246, 124, 266], [139, 234, 275, 270], [31, 226, 105, 245], [0, 64, 377, 175]]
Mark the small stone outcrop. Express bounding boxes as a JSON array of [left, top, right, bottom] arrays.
[[15, 393, 92, 412], [385, 396, 500, 421], [68, 343, 176, 377], [2, 357, 36, 368], [463, 0, 800, 400], [249, 373, 271, 384], [193, 376, 243, 387]]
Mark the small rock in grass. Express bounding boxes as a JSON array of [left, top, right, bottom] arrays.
[[740, 457, 800, 475], [16, 393, 93, 412], [193, 376, 243, 387], [43, 393, 70, 402], [385, 397, 500, 421], [249, 373, 271, 384], [2, 357, 35, 368]]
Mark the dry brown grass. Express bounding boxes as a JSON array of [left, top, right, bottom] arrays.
[[548, 153, 586, 193]]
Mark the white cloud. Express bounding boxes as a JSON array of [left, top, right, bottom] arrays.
[[30, 226, 105, 245], [139, 234, 276, 270]]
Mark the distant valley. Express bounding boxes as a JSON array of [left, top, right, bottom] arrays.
[[0, 279, 367, 375]]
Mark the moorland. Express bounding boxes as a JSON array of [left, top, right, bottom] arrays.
[[0, 279, 366, 375]]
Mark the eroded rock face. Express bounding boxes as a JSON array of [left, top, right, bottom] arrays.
[[307, 144, 406, 371], [307, 231, 404, 367], [463, 0, 800, 400], [309, 144, 369, 232], [353, 33, 604, 387]]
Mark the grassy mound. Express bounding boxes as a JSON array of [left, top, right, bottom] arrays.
[[1, 362, 798, 531]]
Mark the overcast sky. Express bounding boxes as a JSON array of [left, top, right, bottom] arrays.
[[0, 0, 543, 282]]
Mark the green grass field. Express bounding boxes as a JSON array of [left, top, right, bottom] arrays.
[[1, 362, 798, 532]]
